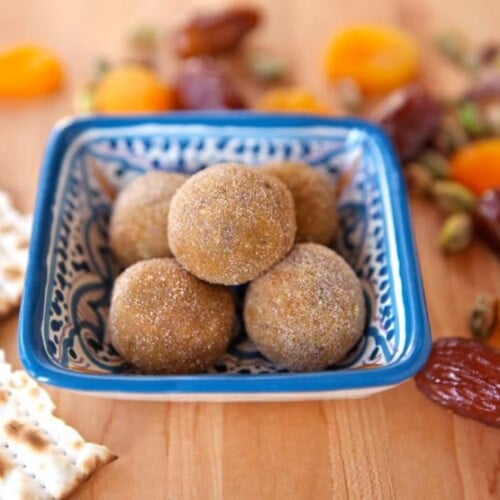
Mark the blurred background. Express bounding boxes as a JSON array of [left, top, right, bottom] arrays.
[[2, 0, 500, 213]]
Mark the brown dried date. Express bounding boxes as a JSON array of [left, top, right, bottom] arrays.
[[474, 189, 500, 255], [372, 84, 442, 162], [415, 337, 500, 427], [171, 7, 260, 58], [174, 58, 246, 110]]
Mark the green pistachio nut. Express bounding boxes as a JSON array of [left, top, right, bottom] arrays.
[[418, 150, 450, 178], [433, 180, 476, 213], [405, 163, 434, 196], [439, 212, 473, 253]]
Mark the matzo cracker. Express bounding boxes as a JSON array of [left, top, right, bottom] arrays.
[[0, 351, 116, 499], [0, 192, 31, 319]]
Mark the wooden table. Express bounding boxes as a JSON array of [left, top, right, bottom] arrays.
[[1, 1, 499, 498]]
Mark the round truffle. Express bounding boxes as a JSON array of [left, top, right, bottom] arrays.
[[109, 171, 187, 267], [244, 243, 365, 371], [261, 162, 337, 245], [109, 258, 234, 374], [168, 163, 297, 285]]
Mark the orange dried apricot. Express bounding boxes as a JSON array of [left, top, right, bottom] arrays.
[[324, 25, 419, 94], [255, 87, 332, 115], [93, 64, 173, 113], [0, 45, 63, 98], [450, 139, 500, 195]]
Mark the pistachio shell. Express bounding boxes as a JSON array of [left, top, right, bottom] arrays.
[[433, 180, 476, 213], [439, 212, 473, 253], [418, 150, 450, 178]]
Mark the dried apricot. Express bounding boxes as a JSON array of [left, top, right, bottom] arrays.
[[324, 25, 419, 94], [0, 45, 63, 98], [255, 87, 332, 115], [450, 139, 500, 195], [93, 64, 173, 113]]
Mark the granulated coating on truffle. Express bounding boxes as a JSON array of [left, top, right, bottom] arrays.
[[244, 243, 365, 371], [109, 171, 187, 268], [168, 163, 297, 285], [261, 162, 337, 245], [109, 258, 234, 374]]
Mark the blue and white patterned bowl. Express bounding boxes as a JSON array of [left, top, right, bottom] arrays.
[[19, 113, 431, 401]]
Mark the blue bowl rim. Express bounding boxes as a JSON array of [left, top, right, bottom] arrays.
[[19, 111, 431, 394]]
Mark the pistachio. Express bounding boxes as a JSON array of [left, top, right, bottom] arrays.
[[405, 163, 434, 196], [87, 58, 111, 87], [127, 24, 158, 51], [73, 86, 95, 114], [246, 50, 287, 83], [431, 115, 468, 154], [418, 150, 450, 178], [436, 31, 467, 65], [334, 78, 363, 112], [457, 101, 489, 136], [439, 213, 473, 253], [433, 180, 476, 213], [469, 293, 499, 340]]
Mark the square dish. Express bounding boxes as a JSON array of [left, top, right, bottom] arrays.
[[19, 113, 431, 401]]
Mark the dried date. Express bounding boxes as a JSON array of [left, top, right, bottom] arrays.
[[372, 84, 442, 162], [474, 189, 500, 255], [171, 7, 260, 58], [415, 337, 500, 427], [174, 58, 246, 110]]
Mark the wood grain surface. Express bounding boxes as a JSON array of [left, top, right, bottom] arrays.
[[0, 1, 499, 499]]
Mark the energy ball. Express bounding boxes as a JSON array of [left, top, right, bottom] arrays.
[[109, 171, 187, 267], [109, 258, 234, 374], [244, 243, 365, 371], [168, 163, 296, 285], [261, 162, 337, 245]]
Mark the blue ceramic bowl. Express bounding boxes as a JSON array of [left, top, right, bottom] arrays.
[[19, 113, 431, 401]]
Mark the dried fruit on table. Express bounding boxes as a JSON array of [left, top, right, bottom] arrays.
[[334, 78, 363, 112], [436, 31, 467, 66], [73, 85, 95, 113], [246, 50, 287, 83], [174, 58, 245, 110], [127, 24, 158, 51], [93, 64, 173, 113], [171, 6, 260, 58], [435, 31, 481, 73], [450, 139, 500, 195], [474, 189, 500, 254], [415, 337, 500, 428], [324, 25, 419, 94], [405, 163, 434, 196], [479, 43, 500, 65], [256, 87, 332, 115], [0, 45, 63, 98], [438, 212, 473, 253], [418, 150, 450, 178], [470, 293, 499, 341], [372, 84, 442, 161], [457, 101, 489, 137], [462, 72, 500, 102], [433, 180, 476, 213], [430, 114, 468, 155]]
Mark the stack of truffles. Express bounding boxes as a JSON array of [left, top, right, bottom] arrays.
[[108, 162, 366, 374]]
